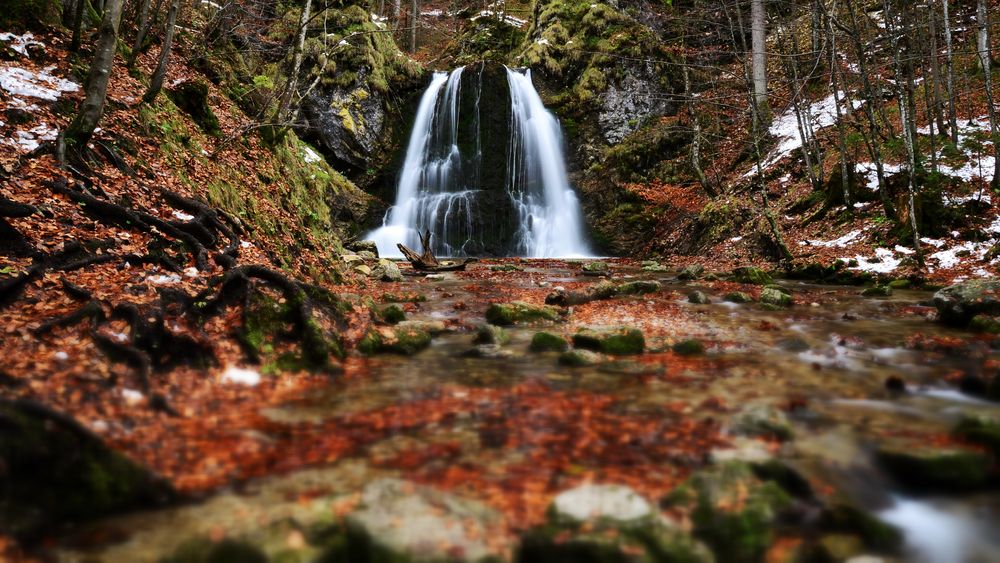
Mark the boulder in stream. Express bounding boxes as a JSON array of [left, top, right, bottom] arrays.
[[932, 279, 1000, 326], [518, 484, 712, 563], [486, 301, 562, 325], [372, 259, 403, 282], [530, 331, 569, 352], [876, 443, 993, 491], [732, 266, 774, 285], [573, 327, 645, 355]]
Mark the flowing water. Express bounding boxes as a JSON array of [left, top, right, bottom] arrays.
[[59, 260, 1000, 562], [367, 68, 591, 258]]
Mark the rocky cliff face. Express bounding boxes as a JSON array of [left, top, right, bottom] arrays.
[[297, 4, 423, 176]]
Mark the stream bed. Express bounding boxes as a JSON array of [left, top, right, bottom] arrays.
[[60, 259, 1000, 562]]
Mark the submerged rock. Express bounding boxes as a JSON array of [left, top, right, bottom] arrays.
[[617, 280, 662, 295], [340, 478, 506, 561], [672, 339, 705, 356], [473, 323, 510, 346], [860, 286, 893, 297], [519, 484, 712, 563], [559, 349, 603, 366], [376, 304, 406, 324], [932, 279, 1000, 326], [728, 403, 794, 441], [486, 301, 562, 325], [953, 414, 1000, 456], [530, 331, 569, 352], [598, 359, 665, 376], [724, 291, 754, 304], [573, 327, 645, 355], [688, 290, 711, 304]]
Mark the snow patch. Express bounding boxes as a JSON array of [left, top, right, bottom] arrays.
[[303, 146, 322, 163], [749, 92, 863, 175], [148, 274, 182, 285], [0, 32, 45, 56], [847, 247, 902, 274], [221, 366, 261, 386], [802, 229, 864, 248], [0, 65, 79, 101], [172, 210, 195, 221]]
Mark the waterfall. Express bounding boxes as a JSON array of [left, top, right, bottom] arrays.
[[505, 67, 590, 258], [367, 65, 591, 258]]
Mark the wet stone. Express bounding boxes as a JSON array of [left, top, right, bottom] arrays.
[[860, 285, 893, 297], [760, 287, 793, 307], [672, 339, 705, 356], [688, 290, 711, 304], [876, 444, 993, 491], [724, 291, 754, 304], [678, 264, 705, 280], [581, 261, 610, 276], [572, 327, 645, 355], [529, 331, 569, 352], [372, 259, 403, 282], [933, 279, 1000, 326], [559, 349, 602, 366], [732, 266, 774, 285], [728, 402, 794, 441], [473, 323, 509, 346], [485, 301, 562, 325], [597, 359, 665, 376], [617, 280, 662, 295]]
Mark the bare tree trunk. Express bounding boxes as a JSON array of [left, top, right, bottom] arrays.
[[942, 0, 958, 144], [127, 0, 153, 68], [70, 0, 87, 52], [826, 1, 851, 207], [927, 2, 946, 137], [142, 0, 179, 103], [66, 0, 125, 146], [410, 0, 418, 53], [977, 0, 1000, 189], [273, 0, 312, 127], [683, 43, 713, 197], [393, 0, 401, 30], [887, 1, 925, 266], [751, 0, 769, 116]]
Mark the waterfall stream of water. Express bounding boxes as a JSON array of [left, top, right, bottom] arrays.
[[367, 66, 591, 258]]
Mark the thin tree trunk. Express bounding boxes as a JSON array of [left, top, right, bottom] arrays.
[[393, 0, 401, 30], [942, 0, 958, 144], [66, 0, 125, 146], [977, 0, 1000, 189], [70, 0, 87, 52], [409, 0, 418, 53], [824, 1, 851, 207], [887, 1, 925, 266], [142, 0, 179, 103], [273, 0, 312, 127], [751, 0, 769, 116], [927, 2, 946, 137], [683, 45, 713, 197], [127, 0, 152, 68]]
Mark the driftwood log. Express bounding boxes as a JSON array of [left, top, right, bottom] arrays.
[[397, 230, 476, 272]]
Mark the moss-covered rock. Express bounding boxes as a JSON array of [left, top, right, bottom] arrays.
[[760, 287, 793, 307], [887, 279, 912, 290], [663, 461, 792, 562], [688, 291, 711, 305], [617, 280, 662, 295], [474, 323, 510, 346], [876, 444, 993, 491], [582, 261, 610, 276], [486, 301, 562, 325], [559, 349, 603, 367], [954, 414, 1000, 456], [357, 325, 432, 355], [672, 339, 705, 356], [377, 304, 406, 324], [969, 315, 1000, 334], [678, 264, 705, 281], [724, 292, 754, 304], [530, 331, 569, 352], [573, 327, 645, 355], [167, 81, 221, 136], [732, 266, 773, 285], [932, 279, 1000, 326], [860, 285, 893, 297], [0, 401, 173, 539]]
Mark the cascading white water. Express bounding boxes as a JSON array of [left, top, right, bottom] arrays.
[[505, 67, 590, 258], [367, 65, 590, 258]]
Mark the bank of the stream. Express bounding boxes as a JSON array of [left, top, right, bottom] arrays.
[[55, 259, 1000, 563]]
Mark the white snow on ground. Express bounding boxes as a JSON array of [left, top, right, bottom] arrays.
[[221, 366, 261, 386], [9, 122, 57, 151], [472, 8, 527, 27], [928, 241, 995, 270], [0, 65, 79, 101], [913, 117, 997, 184], [536, 38, 550, 46], [173, 210, 195, 221], [0, 32, 45, 56], [854, 162, 903, 191], [302, 146, 322, 163], [749, 92, 863, 175], [421, 9, 444, 17], [848, 247, 902, 274], [799, 229, 864, 248]]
